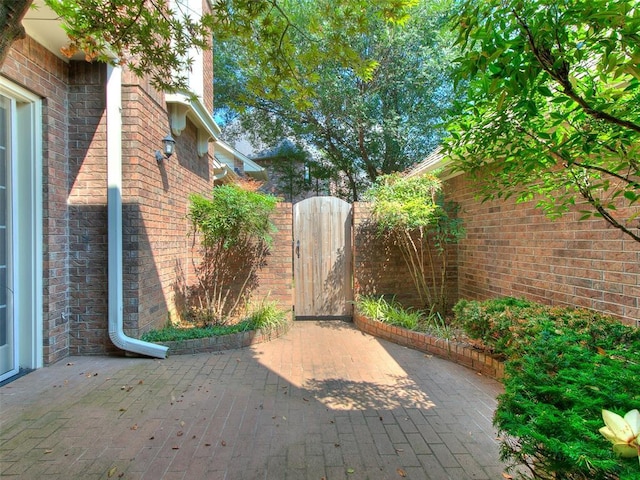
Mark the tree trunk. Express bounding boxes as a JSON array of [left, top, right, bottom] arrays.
[[0, 0, 32, 67]]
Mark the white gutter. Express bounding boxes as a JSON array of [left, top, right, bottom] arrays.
[[106, 64, 168, 358]]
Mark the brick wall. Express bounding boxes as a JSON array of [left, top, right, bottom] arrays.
[[352, 202, 458, 312], [445, 173, 640, 327], [253, 202, 294, 313], [66, 61, 113, 355], [2, 36, 72, 364], [121, 84, 214, 340]]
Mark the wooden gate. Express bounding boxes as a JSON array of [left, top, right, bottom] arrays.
[[293, 197, 353, 320]]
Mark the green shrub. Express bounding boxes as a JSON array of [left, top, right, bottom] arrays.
[[454, 297, 640, 479], [452, 297, 537, 357], [186, 184, 277, 323], [364, 173, 465, 315]]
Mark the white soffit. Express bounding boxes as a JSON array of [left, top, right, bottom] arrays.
[[22, 0, 85, 61]]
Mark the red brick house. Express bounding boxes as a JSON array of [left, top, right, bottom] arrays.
[[407, 149, 640, 327], [0, 0, 263, 382]]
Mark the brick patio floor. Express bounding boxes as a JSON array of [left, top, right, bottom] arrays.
[[0, 321, 507, 479]]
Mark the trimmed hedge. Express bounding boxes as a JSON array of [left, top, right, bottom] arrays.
[[453, 298, 640, 480]]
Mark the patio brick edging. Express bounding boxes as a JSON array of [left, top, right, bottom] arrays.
[[155, 320, 293, 356], [353, 312, 505, 380]]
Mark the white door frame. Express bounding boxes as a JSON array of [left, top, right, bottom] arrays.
[[0, 76, 43, 382]]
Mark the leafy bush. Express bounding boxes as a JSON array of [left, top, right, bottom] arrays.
[[452, 297, 537, 357], [185, 184, 277, 324], [454, 297, 640, 479], [365, 173, 465, 315]]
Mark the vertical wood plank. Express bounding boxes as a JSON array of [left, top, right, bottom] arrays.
[[293, 197, 352, 318]]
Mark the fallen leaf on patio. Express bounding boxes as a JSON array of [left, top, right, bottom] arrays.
[[180, 421, 185, 427], [303, 398, 309, 402], [138, 380, 144, 384], [192, 435, 196, 439], [395, 448, 404, 453], [334, 443, 340, 448], [502, 473, 513, 479], [205, 443, 211, 447], [119, 408, 126, 412], [177, 431, 183, 437], [130, 424, 138, 431], [66, 362, 74, 366], [44, 449, 53, 454], [347, 468, 355, 474], [107, 466, 118, 477], [172, 446, 180, 450], [149, 436, 155, 440], [221, 440, 227, 446], [282, 416, 286, 421], [397, 468, 407, 477]]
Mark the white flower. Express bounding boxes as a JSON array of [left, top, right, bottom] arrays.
[[599, 409, 640, 463]]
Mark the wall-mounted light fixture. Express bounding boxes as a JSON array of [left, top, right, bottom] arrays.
[[155, 134, 176, 161]]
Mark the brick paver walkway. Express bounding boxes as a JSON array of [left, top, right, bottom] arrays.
[[0, 321, 506, 479]]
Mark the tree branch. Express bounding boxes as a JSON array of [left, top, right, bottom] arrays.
[[511, 9, 640, 135]]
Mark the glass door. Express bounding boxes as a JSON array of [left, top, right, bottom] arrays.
[[0, 94, 16, 382]]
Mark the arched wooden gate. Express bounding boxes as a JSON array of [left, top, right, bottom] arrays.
[[293, 197, 353, 320]]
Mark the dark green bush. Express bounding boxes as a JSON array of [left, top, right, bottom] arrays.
[[454, 297, 640, 479], [452, 297, 536, 356]]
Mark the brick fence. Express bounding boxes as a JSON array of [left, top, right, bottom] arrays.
[[445, 174, 640, 327]]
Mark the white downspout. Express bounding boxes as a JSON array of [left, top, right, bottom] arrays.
[[106, 64, 168, 358]]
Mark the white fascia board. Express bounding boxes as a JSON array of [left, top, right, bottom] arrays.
[[214, 139, 268, 181]]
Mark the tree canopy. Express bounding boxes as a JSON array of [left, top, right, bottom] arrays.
[[1, 0, 417, 93], [445, 0, 640, 241], [214, 0, 457, 201]]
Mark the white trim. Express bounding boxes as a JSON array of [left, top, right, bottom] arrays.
[[214, 139, 268, 181], [165, 93, 220, 156], [0, 77, 43, 374]]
